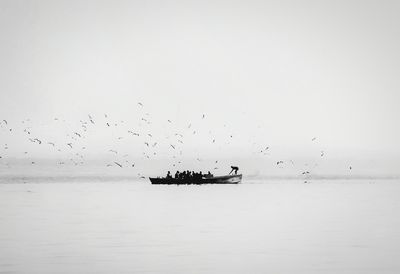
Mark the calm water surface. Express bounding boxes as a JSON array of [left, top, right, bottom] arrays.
[[1, 178, 399, 274]]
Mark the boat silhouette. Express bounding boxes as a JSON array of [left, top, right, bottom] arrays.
[[149, 174, 242, 185]]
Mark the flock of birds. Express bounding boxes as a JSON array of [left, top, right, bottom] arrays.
[[0, 103, 353, 180]]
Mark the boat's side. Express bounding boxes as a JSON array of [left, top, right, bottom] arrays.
[[150, 174, 242, 185]]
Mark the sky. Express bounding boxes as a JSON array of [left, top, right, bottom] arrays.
[[0, 0, 399, 176]]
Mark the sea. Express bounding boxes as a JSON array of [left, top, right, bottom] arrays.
[[1, 177, 399, 274]]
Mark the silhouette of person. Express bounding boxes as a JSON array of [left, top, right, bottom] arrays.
[[166, 171, 172, 178], [229, 166, 239, 175]]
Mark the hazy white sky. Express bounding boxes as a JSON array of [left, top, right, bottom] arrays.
[[0, 0, 399, 174]]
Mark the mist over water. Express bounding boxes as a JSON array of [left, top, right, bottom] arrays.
[[1, 0, 400, 273]]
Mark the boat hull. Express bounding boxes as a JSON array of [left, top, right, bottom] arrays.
[[150, 174, 242, 185]]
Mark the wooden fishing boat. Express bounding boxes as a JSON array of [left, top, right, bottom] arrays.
[[149, 174, 242, 185]]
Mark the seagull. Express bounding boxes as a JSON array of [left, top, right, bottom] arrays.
[[302, 171, 310, 175], [106, 123, 110, 127], [47, 142, 55, 146], [167, 120, 172, 123], [33, 138, 42, 144], [277, 161, 284, 165], [148, 134, 152, 137], [144, 142, 149, 147], [74, 132, 81, 137], [312, 137, 317, 141], [202, 114, 205, 119], [131, 164, 135, 167], [320, 151, 324, 157], [67, 143, 73, 148], [114, 162, 122, 168], [88, 115, 95, 124], [212, 139, 215, 143], [178, 140, 183, 144], [170, 144, 175, 149], [128, 131, 139, 136], [109, 150, 118, 154], [349, 166, 352, 170], [138, 102, 143, 107], [152, 142, 157, 147], [2, 120, 7, 125]]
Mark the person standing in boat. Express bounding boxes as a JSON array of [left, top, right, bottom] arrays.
[[229, 166, 239, 175]]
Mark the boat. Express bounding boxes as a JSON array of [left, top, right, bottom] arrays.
[[149, 174, 242, 185]]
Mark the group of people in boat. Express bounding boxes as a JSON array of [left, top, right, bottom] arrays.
[[165, 166, 239, 180], [166, 170, 214, 180]]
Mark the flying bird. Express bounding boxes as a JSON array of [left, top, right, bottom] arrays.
[[67, 143, 73, 148], [312, 137, 317, 141], [170, 144, 175, 149], [109, 150, 118, 154], [138, 102, 143, 107], [114, 162, 122, 168], [277, 161, 284, 165], [128, 131, 139, 136], [88, 115, 95, 124]]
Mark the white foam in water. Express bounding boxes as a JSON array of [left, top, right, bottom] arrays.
[[1, 178, 400, 274]]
